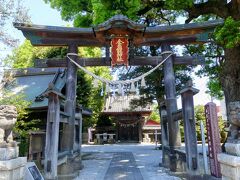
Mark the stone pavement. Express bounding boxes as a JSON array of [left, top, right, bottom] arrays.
[[75, 144, 181, 180], [104, 152, 143, 180]]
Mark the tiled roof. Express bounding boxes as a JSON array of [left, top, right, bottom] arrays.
[[145, 120, 160, 126], [2, 68, 66, 109], [143, 120, 161, 130], [103, 95, 152, 113]]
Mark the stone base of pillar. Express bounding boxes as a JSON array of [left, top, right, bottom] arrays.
[[160, 146, 187, 172], [57, 153, 83, 179], [218, 153, 240, 180], [160, 147, 170, 168], [0, 157, 27, 180]]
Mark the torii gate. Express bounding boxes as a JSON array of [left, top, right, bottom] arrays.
[[14, 14, 222, 179]]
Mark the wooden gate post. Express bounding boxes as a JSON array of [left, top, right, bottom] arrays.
[[180, 80, 199, 174], [162, 44, 181, 148], [159, 103, 170, 167], [162, 44, 181, 171], [61, 44, 78, 152], [44, 87, 63, 179]]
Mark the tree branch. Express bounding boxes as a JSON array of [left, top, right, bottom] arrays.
[[228, 0, 240, 20], [137, 1, 165, 16], [185, 0, 229, 23]]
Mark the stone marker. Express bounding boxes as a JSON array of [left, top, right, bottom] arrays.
[[205, 102, 221, 178], [0, 105, 27, 180]]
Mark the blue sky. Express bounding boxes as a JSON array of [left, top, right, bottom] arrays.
[[17, 0, 70, 43], [1, 0, 69, 59]]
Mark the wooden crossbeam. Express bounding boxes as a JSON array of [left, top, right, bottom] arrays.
[[34, 55, 204, 68]]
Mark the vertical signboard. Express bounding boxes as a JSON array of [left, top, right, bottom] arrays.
[[111, 37, 129, 67], [204, 102, 222, 177]]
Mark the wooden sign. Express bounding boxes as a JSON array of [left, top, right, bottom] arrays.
[[111, 37, 129, 67]]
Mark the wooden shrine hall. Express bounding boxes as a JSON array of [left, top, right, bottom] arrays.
[[14, 14, 222, 179], [103, 95, 152, 142]]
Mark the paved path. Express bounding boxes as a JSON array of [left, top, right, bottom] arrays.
[[104, 152, 143, 180], [75, 144, 181, 180]]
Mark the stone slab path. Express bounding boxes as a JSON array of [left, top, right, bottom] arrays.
[[104, 152, 143, 180], [75, 144, 181, 180]]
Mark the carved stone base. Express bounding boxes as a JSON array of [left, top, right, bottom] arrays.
[[218, 153, 240, 180], [0, 157, 27, 180], [0, 145, 19, 161]]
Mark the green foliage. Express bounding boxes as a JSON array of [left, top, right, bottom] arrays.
[[206, 79, 224, 100], [0, 90, 40, 156], [44, 0, 141, 26], [194, 105, 207, 141], [185, 43, 224, 100], [215, 17, 240, 48], [149, 104, 160, 122], [96, 114, 113, 127], [0, 90, 30, 119], [164, 0, 193, 10], [185, 105, 226, 143], [5, 40, 35, 68], [4, 40, 68, 68], [91, 0, 141, 24]]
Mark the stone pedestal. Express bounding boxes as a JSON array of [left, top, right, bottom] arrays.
[[218, 153, 240, 180], [0, 143, 27, 180], [0, 157, 27, 180]]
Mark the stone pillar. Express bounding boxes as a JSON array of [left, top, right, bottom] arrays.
[[61, 44, 78, 152], [218, 101, 240, 180], [0, 105, 27, 180], [180, 81, 199, 174], [162, 44, 181, 172]]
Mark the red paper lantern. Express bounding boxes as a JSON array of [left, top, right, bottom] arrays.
[[111, 37, 129, 67]]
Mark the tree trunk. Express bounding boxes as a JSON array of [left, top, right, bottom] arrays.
[[220, 46, 240, 118]]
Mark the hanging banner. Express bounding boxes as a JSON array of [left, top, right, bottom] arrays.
[[111, 37, 129, 67]]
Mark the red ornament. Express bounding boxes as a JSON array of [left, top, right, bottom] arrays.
[[111, 37, 129, 67]]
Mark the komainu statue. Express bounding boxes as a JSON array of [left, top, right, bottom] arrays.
[[0, 105, 17, 144]]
